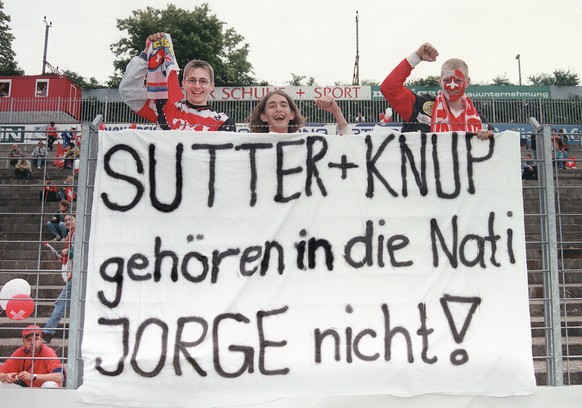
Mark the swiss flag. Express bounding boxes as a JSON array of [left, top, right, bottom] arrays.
[[53, 142, 65, 168], [148, 49, 165, 70], [65, 186, 76, 202]]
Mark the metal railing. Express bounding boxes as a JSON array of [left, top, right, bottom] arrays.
[[522, 121, 582, 385], [1, 97, 582, 127]]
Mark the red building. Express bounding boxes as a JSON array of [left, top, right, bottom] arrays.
[[0, 75, 82, 120]]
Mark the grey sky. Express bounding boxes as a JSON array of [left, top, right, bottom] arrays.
[[4, 0, 582, 86]]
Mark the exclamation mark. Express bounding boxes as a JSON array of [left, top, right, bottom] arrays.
[[439, 294, 482, 365]]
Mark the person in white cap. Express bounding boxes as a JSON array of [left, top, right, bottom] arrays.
[[0, 325, 63, 388]]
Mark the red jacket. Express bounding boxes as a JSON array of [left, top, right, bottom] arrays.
[[0, 344, 63, 387]]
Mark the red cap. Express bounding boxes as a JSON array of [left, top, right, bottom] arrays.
[[22, 325, 42, 339]]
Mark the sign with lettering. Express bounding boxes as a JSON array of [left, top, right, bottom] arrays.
[[79, 130, 535, 407], [210, 86, 372, 101], [371, 85, 552, 100]]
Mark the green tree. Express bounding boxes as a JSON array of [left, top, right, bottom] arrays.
[[405, 76, 439, 86], [289, 73, 316, 86], [361, 79, 379, 86], [0, 1, 24, 75], [528, 69, 579, 86], [552, 68, 579, 86], [62, 70, 103, 90], [491, 75, 513, 86], [107, 73, 122, 88], [111, 3, 254, 86], [527, 73, 552, 86]]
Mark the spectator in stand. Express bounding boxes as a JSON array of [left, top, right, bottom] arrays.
[[559, 128, 569, 149], [61, 127, 76, 147], [380, 42, 493, 139], [40, 176, 60, 202], [0, 325, 63, 388], [46, 121, 58, 151], [6, 143, 22, 168], [47, 199, 70, 241], [43, 214, 76, 344], [550, 128, 563, 151], [14, 159, 32, 180], [58, 174, 76, 201], [379, 108, 393, 124], [63, 141, 79, 169], [31, 140, 47, 169], [247, 91, 352, 135], [556, 146, 569, 170], [119, 32, 235, 131], [521, 154, 537, 180]]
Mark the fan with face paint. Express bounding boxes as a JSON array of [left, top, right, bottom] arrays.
[[441, 69, 468, 102]]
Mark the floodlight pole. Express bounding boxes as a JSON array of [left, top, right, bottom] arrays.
[[352, 11, 360, 86], [42, 17, 52, 75], [515, 54, 522, 86]]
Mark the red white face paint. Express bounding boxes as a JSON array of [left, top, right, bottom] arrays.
[[441, 69, 467, 102]]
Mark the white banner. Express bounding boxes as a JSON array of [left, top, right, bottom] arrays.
[[209, 86, 372, 101], [79, 130, 535, 407]]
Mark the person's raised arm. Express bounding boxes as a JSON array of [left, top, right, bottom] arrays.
[[119, 32, 167, 122], [315, 95, 352, 136], [381, 43, 439, 122]]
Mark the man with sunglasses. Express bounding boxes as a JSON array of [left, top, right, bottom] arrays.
[[380, 42, 493, 140], [120, 32, 235, 132]]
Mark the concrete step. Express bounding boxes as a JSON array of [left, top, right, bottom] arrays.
[[529, 283, 582, 300], [0, 224, 59, 234], [533, 358, 582, 385], [528, 272, 582, 287], [525, 232, 582, 241], [0, 240, 71, 251], [0, 249, 68, 261], [530, 300, 582, 322], [531, 336, 582, 357], [0, 259, 64, 270], [0, 315, 71, 335], [0, 272, 66, 287], [0, 233, 65, 241]]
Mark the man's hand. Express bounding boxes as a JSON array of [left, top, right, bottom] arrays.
[[416, 43, 439, 62], [0, 372, 18, 383], [17, 371, 33, 383], [315, 95, 341, 114], [144, 32, 166, 53], [477, 129, 494, 140]]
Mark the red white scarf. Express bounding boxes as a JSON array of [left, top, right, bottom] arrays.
[[146, 33, 182, 104], [431, 93, 483, 133]]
